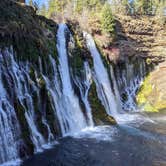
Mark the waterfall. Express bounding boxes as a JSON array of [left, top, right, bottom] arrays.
[[0, 27, 94, 165], [0, 48, 57, 164], [0, 23, 148, 165], [84, 33, 119, 116], [115, 60, 146, 111], [0, 66, 20, 164], [42, 55, 67, 136], [110, 65, 122, 112], [7, 49, 45, 152], [74, 62, 94, 127], [56, 24, 87, 135]]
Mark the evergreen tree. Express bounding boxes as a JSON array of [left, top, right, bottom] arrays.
[[29, 0, 33, 6], [133, 0, 153, 15], [47, 0, 69, 17], [101, 3, 115, 35], [75, 0, 84, 13]]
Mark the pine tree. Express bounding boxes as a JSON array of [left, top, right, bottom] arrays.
[[47, 0, 69, 17], [101, 3, 115, 35], [29, 0, 33, 6], [133, 0, 153, 15]]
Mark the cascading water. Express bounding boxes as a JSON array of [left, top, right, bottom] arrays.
[[73, 62, 94, 127], [56, 24, 87, 135], [84, 33, 119, 117], [0, 23, 150, 166], [7, 49, 45, 152], [110, 65, 122, 112], [0, 48, 58, 165], [0, 59, 20, 164], [115, 60, 147, 111]]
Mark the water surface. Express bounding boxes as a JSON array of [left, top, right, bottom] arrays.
[[22, 112, 166, 166]]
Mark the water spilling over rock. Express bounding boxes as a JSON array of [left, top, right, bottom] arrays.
[[0, 25, 148, 165]]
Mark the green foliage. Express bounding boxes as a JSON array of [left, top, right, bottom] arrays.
[[47, 0, 68, 17], [45, 0, 106, 18], [88, 81, 116, 125], [74, 0, 105, 13], [0, 0, 58, 63], [137, 74, 166, 112], [133, 0, 151, 15], [67, 22, 85, 77], [14, 99, 34, 155], [74, 0, 85, 13], [132, 0, 166, 15], [101, 4, 115, 35], [29, 0, 33, 6]]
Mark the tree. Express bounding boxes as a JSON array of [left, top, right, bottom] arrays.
[[16, 0, 25, 3], [47, 0, 69, 17], [40, 4, 47, 16], [74, 0, 84, 13], [133, 0, 153, 15], [29, 0, 33, 6], [121, 0, 131, 14], [101, 3, 115, 35]]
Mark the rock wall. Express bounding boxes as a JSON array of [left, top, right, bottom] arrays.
[[93, 15, 166, 112]]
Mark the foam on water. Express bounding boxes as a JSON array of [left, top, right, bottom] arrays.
[[72, 126, 117, 142], [0, 159, 22, 166]]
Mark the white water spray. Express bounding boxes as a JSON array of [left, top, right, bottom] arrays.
[[84, 33, 118, 117], [56, 24, 87, 135]]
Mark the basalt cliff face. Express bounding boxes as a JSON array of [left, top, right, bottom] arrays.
[[87, 14, 166, 112], [0, 0, 165, 165], [114, 15, 166, 112]]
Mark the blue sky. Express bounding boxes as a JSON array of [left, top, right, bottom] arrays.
[[26, 0, 47, 7]]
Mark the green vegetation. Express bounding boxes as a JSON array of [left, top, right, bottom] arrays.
[[101, 4, 115, 35], [136, 75, 157, 112], [111, 0, 166, 16], [14, 99, 34, 155], [88, 81, 116, 125], [0, 0, 58, 63], [46, 0, 64, 17], [137, 74, 166, 112], [67, 20, 91, 77]]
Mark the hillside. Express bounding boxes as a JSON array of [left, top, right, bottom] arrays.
[[0, 0, 57, 62], [91, 15, 166, 112]]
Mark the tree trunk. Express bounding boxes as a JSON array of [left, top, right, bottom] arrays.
[[16, 0, 25, 3]]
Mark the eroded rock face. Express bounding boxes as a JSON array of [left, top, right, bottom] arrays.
[[102, 15, 166, 112], [115, 15, 166, 62], [67, 16, 166, 113]]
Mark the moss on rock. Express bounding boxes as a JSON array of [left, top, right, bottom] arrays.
[[67, 20, 92, 76], [0, 0, 58, 63], [32, 91, 48, 140], [137, 74, 166, 112], [13, 99, 34, 157], [88, 81, 116, 125]]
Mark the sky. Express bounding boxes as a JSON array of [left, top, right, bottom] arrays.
[[26, 0, 48, 7]]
